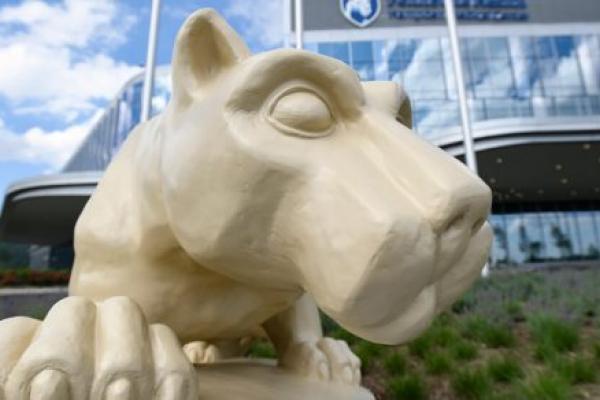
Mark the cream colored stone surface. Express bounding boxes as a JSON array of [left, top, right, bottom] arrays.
[[195, 360, 374, 400], [0, 8, 492, 399]]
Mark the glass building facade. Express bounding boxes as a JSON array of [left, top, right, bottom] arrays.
[[63, 67, 171, 172], [305, 34, 600, 141], [489, 211, 600, 266], [59, 28, 600, 267]]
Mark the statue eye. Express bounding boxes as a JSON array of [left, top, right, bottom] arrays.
[[268, 90, 334, 138]]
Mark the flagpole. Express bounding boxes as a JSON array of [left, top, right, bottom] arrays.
[[294, 0, 304, 49], [141, 0, 162, 122], [443, 0, 490, 276], [443, 0, 478, 174]]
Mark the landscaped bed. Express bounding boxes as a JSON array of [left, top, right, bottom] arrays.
[[253, 266, 600, 399], [0, 269, 70, 287], [2, 266, 599, 399]]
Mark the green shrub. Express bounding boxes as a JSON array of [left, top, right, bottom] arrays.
[[452, 293, 476, 314], [451, 340, 479, 362], [330, 327, 359, 345], [320, 314, 339, 335], [486, 355, 524, 383], [451, 368, 492, 400], [529, 316, 579, 353], [481, 323, 516, 348], [24, 306, 50, 320], [488, 389, 528, 400], [387, 374, 428, 400], [383, 352, 408, 376], [551, 356, 597, 384], [593, 342, 600, 363], [461, 316, 489, 341], [430, 325, 459, 348], [425, 351, 452, 375], [577, 297, 597, 319], [533, 341, 557, 363], [570, 357, 596, 384], [521, 372, 571, 400], [247, 341, 276, 359], [504, 301, 526, 322], [0, 269, 70, 286], [354, 340, 384, 371], [408, 335, 432, 359]]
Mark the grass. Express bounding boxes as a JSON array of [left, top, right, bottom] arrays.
[[551, 355, 597, 384], [353, 340, 385, 371], [534, 341, 558, 363], [504, 301, 526, 322], [340, 267, 600, 399], [460, 316, 489, 341], [521, 372, 572, 400], [407, 334, 432, 359], [451, 368, 492, 400], [387, 374, 428, 400], [428, 323, 459, 348], [451, 340, 479, 361], [529, 316, 579, 353], [424, 351, 452, 375], [383, 352, 408, 376], [486, 355, 524, 383], [480, 323, 516, 348]]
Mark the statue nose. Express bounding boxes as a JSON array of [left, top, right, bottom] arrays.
[[429, 181, 491, 239], [440, 204, 487, 238]]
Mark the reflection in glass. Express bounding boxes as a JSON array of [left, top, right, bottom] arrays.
[[351, 41, 375, 81], [489, 211, 600, 266], [307, 33, 600, 139], [63, 72, 168, 172]]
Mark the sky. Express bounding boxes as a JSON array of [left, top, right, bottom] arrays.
[[0, 0, 285, 206]]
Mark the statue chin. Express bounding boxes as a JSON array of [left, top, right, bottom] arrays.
[[331, 225, 492, 346], [334, 285, 437, 345]]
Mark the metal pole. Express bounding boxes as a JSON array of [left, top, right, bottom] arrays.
[[294, 0, 304, 49], [141, 0, 161, 123], [443, 0, 478, 174]]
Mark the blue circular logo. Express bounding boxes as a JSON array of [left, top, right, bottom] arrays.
[[340, 0, 382, 28]]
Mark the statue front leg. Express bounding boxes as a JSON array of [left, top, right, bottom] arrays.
[[263, 293, 361, 385]]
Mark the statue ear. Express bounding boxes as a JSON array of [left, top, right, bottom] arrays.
[[396, 86, 412, 129], [171, 8, 250, 106]]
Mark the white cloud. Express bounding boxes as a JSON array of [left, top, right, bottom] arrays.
[[0, 0, 141, 121], [225, 0, 284, 50], [0, 0, 134, 49], [0, 111, 101, 170]]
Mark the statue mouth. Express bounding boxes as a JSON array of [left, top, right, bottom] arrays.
[[343, 284, 438, 345], [339, 223, 492, 345]]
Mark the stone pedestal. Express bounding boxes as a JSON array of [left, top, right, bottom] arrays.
[[196, 360, 374, 400]]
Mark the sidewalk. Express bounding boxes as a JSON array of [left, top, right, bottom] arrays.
[[0, 286, 68, 319]]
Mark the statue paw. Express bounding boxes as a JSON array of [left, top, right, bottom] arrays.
[[183, 341, 222, 364], [0, 296, 197, 400], [280, 337, 361, 386]]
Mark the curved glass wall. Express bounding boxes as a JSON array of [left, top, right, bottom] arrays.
[[306, 33, 600, 141], [62, 68, 171, 172], [64, 34, 600, 172]]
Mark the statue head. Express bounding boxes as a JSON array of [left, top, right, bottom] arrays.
[[160, 9, 492, 345]]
